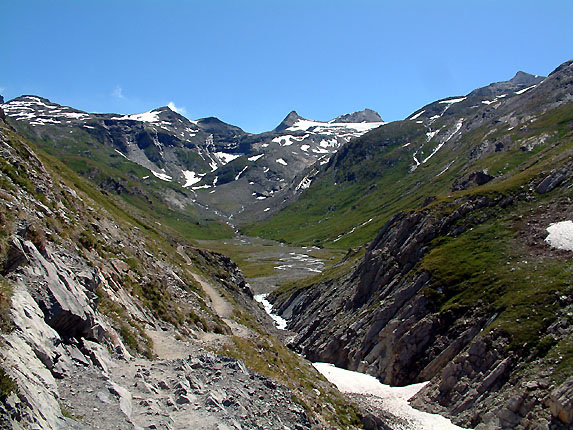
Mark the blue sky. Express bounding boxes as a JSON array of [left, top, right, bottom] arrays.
[[2, 1, 572, 133]]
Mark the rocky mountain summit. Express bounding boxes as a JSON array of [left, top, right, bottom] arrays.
[[331, 109, 383, 124]]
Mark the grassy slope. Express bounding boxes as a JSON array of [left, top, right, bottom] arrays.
[[244, 103, 573, 249], [11, 121, 234, 241]]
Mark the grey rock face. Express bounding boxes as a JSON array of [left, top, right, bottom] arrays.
[[8, 237, 107, 342], [332, 108, 383, 123], [273, 158, 573, 429], [549, 377, 573, 425]]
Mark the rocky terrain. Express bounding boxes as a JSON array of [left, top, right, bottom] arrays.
[[2, 57, 572, 430], [0, 110, 361, 429], [267, 60, 573, 429]]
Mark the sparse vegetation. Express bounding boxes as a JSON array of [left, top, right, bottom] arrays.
[[0, 279, 14, 333], [220, 334, 362, 428]]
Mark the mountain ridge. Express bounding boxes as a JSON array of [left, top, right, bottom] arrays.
[[260, 59, 573, 429]]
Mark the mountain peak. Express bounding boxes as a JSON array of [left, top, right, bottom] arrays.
[[331, 108, 383, 123], [509, 70, 543, 86], [274, 110, 304, 132]]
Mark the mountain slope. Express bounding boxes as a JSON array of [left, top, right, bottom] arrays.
[[0, 109, 361, 429], [192, 108, 385, 220], [265, 60, 573, 428], [244, 67, 569, 248], [1, 96, 385, 228], [1, 96, 238, 241]]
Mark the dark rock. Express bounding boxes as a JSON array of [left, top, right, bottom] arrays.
[[536, 166, 570, 194], [362, 412, 393, 430], [332, 108, 383, 123], [452, 171, 495, 191], [274, 111, 304, 132], [2, 237, 30, 275]]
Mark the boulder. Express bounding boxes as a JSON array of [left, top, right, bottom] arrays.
[[549, 377, 573, 424]]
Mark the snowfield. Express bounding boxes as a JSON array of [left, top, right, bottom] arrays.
[[313, 363, 467, 430], [113, 111, 160, 123], [182, 170, 203, 187], [545, 220, 573, 251]]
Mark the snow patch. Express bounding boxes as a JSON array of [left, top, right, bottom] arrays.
[[235, 166, 248, 181], [296, 175, 312, 191], [545, 221, 573, 251], [287, 119, 384, 135], [151, 170, 172, 181], [409, 110, 425, 121], [113, 111, 160, 123], [272, 135, 305, 146], [436, 160, 456, 177], [426, 129, 439, 142], [412, 150, 421, 168], [248, 154, 264, 162], [439, 97, 466, 104], [215, 152, 242, 164], [276, 158, 288, 166], [182, 170, 204, 187], [313, 363, 467, 430], [114, 149, 128, 159], [515, 85, 537, 95]]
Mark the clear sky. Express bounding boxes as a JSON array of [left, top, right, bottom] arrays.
[[2, 0, 572, 133]]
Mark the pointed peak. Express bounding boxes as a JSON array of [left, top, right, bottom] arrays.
[[331, 108, 383, 123], [274, 110, 304, 132], [509, 71, 544, 86], [153, 106, 173, 113]]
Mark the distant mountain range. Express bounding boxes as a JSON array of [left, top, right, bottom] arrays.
[[1, 96, 384, 225]]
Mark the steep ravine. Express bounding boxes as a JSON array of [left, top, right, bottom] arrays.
[[270, 168, 573, 429]]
